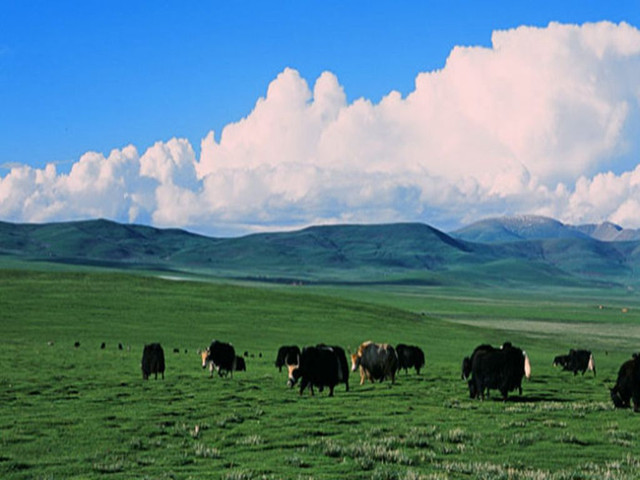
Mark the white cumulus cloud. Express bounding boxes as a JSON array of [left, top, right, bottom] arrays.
[[2, 21, 640, 235]]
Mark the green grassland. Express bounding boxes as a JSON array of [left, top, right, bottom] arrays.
[[2, 270, 640, 479]]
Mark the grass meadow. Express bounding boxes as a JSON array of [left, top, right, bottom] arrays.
[[2, 269, 640, 479]]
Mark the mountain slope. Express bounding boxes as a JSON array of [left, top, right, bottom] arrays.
[[0, 219, 478, 270], [0, 219, 220, 265], [0, 218, 638, 286], [452, 215, 640, 243], [450, 215, 590, 243], [575, 221, 640, 241], [205, 223, 474, 269]]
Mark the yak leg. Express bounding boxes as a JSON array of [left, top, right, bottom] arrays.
[[299, 378, 308, 396]]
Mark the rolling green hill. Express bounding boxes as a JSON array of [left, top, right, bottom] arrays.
[[0, 218, 638, 287]]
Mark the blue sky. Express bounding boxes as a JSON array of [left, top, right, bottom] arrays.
[[2, 2, 640, 235]]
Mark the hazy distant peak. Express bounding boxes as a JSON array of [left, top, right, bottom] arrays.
[[590, 222, 623, 242], [451, 215, 585, 243], [452, 215, 640, 243], [498, 214, 564, 230]]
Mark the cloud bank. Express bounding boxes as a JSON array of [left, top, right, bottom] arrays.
[[2, 21, 640, 235]]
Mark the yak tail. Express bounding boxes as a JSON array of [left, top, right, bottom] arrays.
[[523, 351, 531, 379], [588, 353, 596, 376]]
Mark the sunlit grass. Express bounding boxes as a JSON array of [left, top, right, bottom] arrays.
[[1, 270, 640, 479]]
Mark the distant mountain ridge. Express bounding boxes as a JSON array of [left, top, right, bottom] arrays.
[[451, 215, 640, 243], [1, 217, 639, 287]]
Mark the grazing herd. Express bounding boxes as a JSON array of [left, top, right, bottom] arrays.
[[141, 343, 165, 380], [200, 340, 238, 377], [286, 344, 350, 396], [611, 353, 640, 412], [462, 342, 530, 401], [553, 349, 596, 376], [100, 338, 633, 411], [350, 342, 399, 385], [396, 343, 426, 375], [275, 345, 301, 372]]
